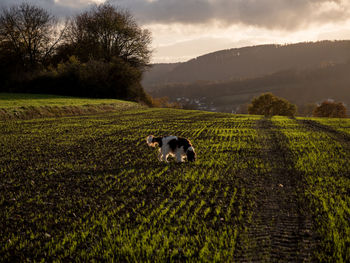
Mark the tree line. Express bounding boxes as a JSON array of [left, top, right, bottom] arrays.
[[0, 2, 152, 104], [248, 93, 347, 118]]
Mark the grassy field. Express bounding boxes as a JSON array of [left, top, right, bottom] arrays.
[[0, 93, 140, 120], [0, 104, 349, 261], [0, 93, 138, 108]]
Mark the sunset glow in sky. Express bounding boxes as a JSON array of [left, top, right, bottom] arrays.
[[3, 0, 350, 63]]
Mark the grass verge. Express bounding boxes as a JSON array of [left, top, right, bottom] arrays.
[[0, 93, 141, 120]]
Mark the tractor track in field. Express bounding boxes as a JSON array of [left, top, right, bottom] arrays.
[[298, 119, 350, 151], [235, 118, 320, 262]]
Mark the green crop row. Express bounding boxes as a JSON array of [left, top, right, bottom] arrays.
[[312, 118, 350, 136], [273, 117, 350, 263]]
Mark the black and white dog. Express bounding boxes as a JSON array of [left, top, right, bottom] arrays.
[[146, 135, 196, 162]]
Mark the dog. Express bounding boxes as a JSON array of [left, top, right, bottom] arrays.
[[146, 135, 196, 162]]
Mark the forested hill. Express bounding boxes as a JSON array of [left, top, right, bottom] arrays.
[[143, 41, 350, 87], [142, 63, 181, 86], [150, 61, 350, 114]]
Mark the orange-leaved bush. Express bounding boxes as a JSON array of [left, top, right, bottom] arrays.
[[313, 100, 347, 118]]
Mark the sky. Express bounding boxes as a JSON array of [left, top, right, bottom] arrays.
[[2, 0, 350, 63]]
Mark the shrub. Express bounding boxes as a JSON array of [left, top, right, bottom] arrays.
[[150, 97, 181, 108], [313, 100, 347, 118], [248, 93, 297, 117], [18, 56, 152, 105]]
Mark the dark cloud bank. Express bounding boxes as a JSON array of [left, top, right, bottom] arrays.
[[1, 0, 349, 30], [113, 0, 349, 29], [0, 0, 89, 18]]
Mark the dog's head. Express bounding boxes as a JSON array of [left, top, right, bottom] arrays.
[[146, 135, 158, 147], [186, 146, 196, 162]]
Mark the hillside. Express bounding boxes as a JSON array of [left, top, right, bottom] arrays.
[[142, 63, 181, 87], [1, 108, 349, 261], [149, 61, 350, 114], [143, 40, 350, 86]]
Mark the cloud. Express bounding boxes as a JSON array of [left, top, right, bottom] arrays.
[[1, 0, 349, 30], [0, 0, 97, 17], [111, 0, 350, 30]]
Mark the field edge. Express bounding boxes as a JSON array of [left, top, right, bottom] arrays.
[[0, 93, 144, 120]]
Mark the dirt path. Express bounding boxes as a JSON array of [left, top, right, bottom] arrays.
[[236, 119, 319, 262]]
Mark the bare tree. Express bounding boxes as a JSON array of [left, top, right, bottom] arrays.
[[63, 3, 152, 70], [0, 3, 65, 70]]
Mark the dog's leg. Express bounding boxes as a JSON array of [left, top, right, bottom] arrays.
[[159, 150, 167, 162], [160, 146, 170, 162], [175, 151, 183, 163], [158, 149, 163, 161], [163, 153, 169, 162], [158, 148, 168, 162]]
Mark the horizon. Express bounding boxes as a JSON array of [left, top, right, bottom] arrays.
[[2, 0, 350, 63]]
